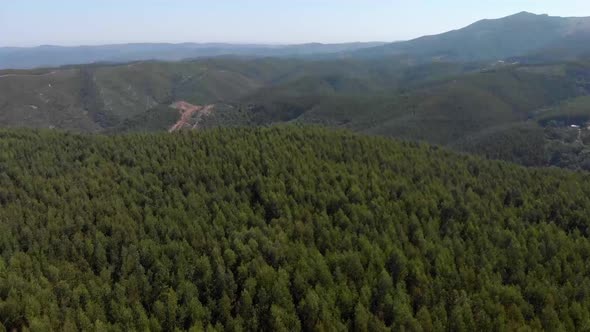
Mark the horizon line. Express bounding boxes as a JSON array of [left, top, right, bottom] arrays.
[[0, 40, 392, 49]]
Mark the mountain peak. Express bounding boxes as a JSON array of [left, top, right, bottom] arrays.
[[501, 11, 547, 20], [354, 11, 587, 62], [514, 11, 536, 16]]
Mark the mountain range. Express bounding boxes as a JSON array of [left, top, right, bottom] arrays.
[[2, 12, 590, 170], [354, 12, 590, 61], [0, 42, 385, 70], [2, 12, 590, 70]]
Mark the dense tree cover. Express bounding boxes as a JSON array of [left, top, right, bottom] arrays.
[[452, 123, 547, 167], [447, 90, 590, 170], [1, 127, 590, 331], [543, 126, 590, 171]]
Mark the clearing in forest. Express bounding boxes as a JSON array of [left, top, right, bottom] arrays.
[[169, 101, 214, 132]]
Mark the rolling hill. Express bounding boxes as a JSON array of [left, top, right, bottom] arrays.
[[354, 12, 590, 62], [200, 60, 590, 170], [202, 60, 590, 171], [0, 57, 468, 132], [3, 56, 590, 170], [0, 58, 296, 132]]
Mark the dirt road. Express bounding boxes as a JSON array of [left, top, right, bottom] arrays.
[[169, 101, 214, 132]]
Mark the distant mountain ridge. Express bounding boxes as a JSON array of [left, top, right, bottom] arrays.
[[0, 42, 385, 69], [354, 12, 590, 62], [4, 12, 590, 69]]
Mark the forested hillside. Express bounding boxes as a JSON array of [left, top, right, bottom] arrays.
[[353, 12, 590, 62], [1, 127, 590, 331], [4, 55, 590, 170], [0, 58, 417, 132]]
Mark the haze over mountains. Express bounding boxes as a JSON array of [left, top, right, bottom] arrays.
[[2, 12, 590, 70], [0, 42, 386, 70], [355, 12, 590, 62]]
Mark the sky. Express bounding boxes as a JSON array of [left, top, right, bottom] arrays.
[[2, 0, 590, 47]]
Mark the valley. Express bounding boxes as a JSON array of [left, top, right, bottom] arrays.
[[2, 55, 590, 170]]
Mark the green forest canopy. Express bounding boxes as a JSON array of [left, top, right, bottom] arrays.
[[1, 126, 590, 331]]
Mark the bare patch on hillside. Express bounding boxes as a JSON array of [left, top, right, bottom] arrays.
[[169, 101, 214, 132]]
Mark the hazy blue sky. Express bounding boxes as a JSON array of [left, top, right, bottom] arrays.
[[2, 0, 590, 46]]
